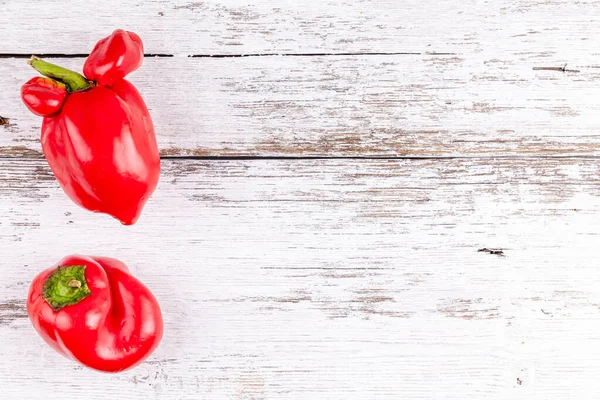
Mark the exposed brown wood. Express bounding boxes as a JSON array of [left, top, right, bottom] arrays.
[[4, 0, 600, 59], [532, 65, 580, 73], [4, 1, 600, 397], [3, 56, 600, 158], [2, 157, 600, 398]]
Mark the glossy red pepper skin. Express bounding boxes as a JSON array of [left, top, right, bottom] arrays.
[[84, 29, 144, 86], [21, 30, 159, 225], [21, 77, 68, 116], [41, 80, 159, 225], [27, 255, 163, 373]]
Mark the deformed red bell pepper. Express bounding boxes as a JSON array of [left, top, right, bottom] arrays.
[[21, 30, 159, 225], [27, 255, 163, 373]]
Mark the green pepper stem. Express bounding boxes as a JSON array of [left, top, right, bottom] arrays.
[[28, 56, 94, 93], [42, 265, 92, 311]]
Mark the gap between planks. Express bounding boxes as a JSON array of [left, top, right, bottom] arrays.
[[4, 155, 600, 162], [0, 52, 457, 59]]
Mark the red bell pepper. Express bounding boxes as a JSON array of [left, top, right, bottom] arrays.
[[27, 255, 163, 373], [21, 30, 159, 225]]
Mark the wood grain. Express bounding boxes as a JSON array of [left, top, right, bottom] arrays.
[[2, 56, 600, 158], [4, 1, 600, 398], [2, 158, 600, 399], [3, 0, 600, 57]]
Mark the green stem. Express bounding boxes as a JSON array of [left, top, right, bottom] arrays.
[[42, 265, 92, 311], [28, 56, 94, 93]]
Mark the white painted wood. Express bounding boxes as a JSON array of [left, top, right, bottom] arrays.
[[3, 0, 600, 57], [4, 0, 600, 398], [3, 56, 600, 157], [2, 158, 600, 399]]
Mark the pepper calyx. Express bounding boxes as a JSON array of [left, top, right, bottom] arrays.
[[42, 265, 92, 311]]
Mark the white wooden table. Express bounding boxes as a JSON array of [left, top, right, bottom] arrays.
[[2, 1, 600, 398]]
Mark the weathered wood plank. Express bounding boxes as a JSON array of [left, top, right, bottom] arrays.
[[2, 158, 600, 398], [2, 56, 599, 158], [3, 0, 600, 57]]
